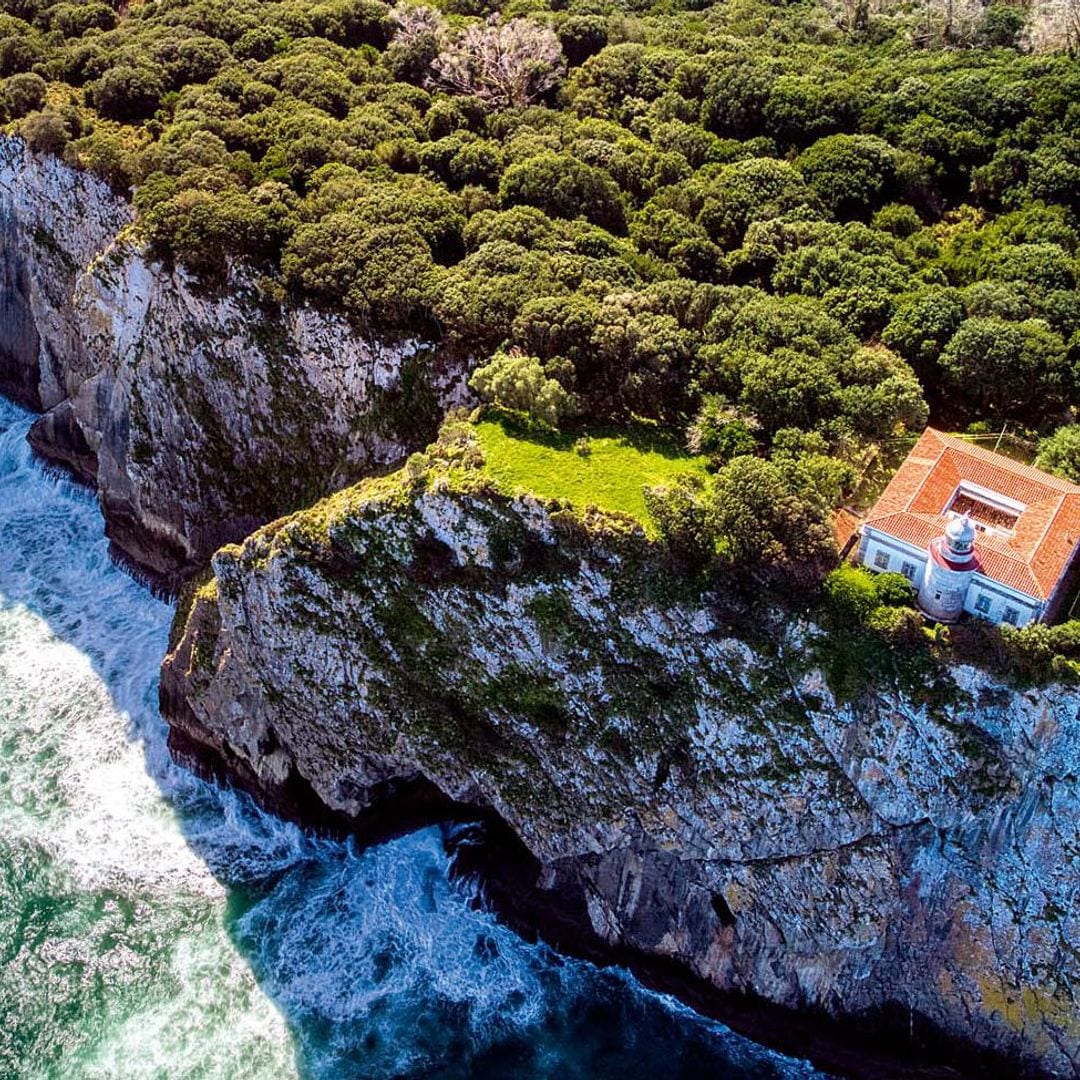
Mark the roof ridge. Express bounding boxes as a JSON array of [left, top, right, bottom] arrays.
[[928, 428, 1080, 492]]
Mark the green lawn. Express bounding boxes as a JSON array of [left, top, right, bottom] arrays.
[[474, 417, 709, 535]]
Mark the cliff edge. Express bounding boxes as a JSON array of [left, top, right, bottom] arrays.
[[162, 429, 1080, 1079], [0, 138, 468, 587]]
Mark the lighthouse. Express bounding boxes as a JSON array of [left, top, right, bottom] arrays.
[[917, 513, 978, 622]]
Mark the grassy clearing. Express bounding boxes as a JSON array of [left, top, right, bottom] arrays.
[[473, 416, 708, 535]]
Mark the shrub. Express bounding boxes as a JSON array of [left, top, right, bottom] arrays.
[[90, 65, 165, 122], [500, 152, 626, 233], [824, 564, 880, 622], [872, 203, 923, 237], [50, 0, 115, 36], [1036, 425, 1080, 483], [644, 474, 712, 568], [0, 33, 45, 77], [469, 350, 579, 429], [686, 395, 759, 463], [557, 16, 608, 67], [997, 622, 1080, 685], [1, 71, 45, 118], [874, 571, 916, 607], [19, 109, 72, 154], [233, 26, 285, 61]]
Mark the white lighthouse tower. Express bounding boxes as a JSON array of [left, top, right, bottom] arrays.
[[918, 514, 978, 622]]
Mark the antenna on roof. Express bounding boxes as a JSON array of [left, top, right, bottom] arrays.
[[994, 422, 1008, 454]]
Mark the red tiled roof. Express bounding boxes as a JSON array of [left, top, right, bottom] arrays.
[[834, 508, 861, 551], [864, 429, 1080, 601]]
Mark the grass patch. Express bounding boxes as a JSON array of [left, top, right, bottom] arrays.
[[473, 416, 708, 536]]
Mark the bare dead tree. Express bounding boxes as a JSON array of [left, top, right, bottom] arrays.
[[429, 17, 565, 109], [909, 0, 991, 46], [390, 3, 446, 47], [1025, 0, 1080, 52]]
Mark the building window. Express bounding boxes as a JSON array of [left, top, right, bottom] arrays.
[[974, 594, 991, 614], [873, 550, 890, 570], [1002, 606, 1020, 626], [901, 561, 918, 580]]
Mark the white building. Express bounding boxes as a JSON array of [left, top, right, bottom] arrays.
[[855, 429, 1080, 627]]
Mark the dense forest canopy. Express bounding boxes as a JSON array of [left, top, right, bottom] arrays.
[[2, 0, 1079, 579]]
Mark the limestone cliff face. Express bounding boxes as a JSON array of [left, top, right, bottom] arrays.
[[0, 137, 469, 586], [0, 137, 131, 411], [162, 448, 1080, 1080]]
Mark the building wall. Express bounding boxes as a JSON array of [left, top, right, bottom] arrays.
[[962, 577, 1041, 628], [858, 531, 926, 586], [919, 547, 974, 623], [857, 528, 1042, 627]]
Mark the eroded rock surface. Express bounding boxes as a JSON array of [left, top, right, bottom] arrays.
[[163, 449, 1080, 1079], [1, 138, 468, 586]]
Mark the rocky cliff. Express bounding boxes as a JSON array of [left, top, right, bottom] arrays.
[[162, 432, 1080, 1080], [0, 138, 469, 587]]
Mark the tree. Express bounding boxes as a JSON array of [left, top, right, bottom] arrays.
[[469, 350, 578, 428], [991, 242, 1076, 295], [737, 347, 841, 436], [836, 345, 928, 440], [882, 288, 965, 377], [656, 157, 815, 250], [1025, 0, 1080, 52], [512, 294, 602, 370], [282, 216, 439, 330], [825, 564, 880, 623], [978, 4, 1025, 46], [499, 152, 625, 233], [705, 455, 835, 576], [50, 0, 115, 37], [436, 241, 561, 347], [939, 317, 1070, 419], [797, 135, 897, 219], [430, 18, 564, 110], [556, 16, 608, 67], [1036, 425, 1080, 483]]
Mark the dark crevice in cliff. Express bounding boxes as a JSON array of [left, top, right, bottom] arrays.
[[444, 825, 1050, 1080], [711, 891, 737, 928]]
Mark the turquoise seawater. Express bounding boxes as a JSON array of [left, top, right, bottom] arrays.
[[0, 394, 826, 1079]]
